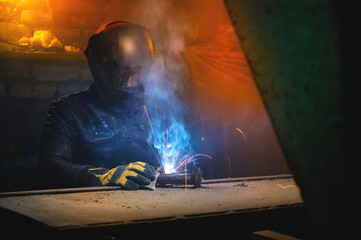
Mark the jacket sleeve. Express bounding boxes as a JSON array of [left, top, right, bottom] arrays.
[[39, 98, 94, 188]]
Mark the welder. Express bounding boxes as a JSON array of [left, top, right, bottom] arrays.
[[39, 21, 159, 189]]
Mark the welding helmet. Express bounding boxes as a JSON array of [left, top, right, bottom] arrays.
[[84, 21, 154, 112]]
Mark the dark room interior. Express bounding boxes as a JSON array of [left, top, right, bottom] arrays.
[[0, 0, 354, 239]]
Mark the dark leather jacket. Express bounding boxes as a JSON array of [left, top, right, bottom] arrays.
[[39, 84, 160, 188]]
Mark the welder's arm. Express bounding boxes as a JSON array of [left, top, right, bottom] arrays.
[[39, 100, 93, 188]]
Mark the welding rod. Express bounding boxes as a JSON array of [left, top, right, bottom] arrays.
[[156, 162, 203, 188]]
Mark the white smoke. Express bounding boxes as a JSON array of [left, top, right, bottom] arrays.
[[130, 0, 193, 173]]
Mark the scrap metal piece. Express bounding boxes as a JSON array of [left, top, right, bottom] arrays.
[[156, 162, 203, 188], [141, 172, 160, 190]]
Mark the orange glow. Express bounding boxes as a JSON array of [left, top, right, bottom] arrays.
[[96, 21, 127, 34], [31, 30, 62, 49], [182, 0, 287, 177]]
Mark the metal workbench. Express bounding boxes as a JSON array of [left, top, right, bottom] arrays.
[[0, 175, 306, 239]]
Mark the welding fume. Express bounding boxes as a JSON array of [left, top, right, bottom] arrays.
[[39, 21, 202, 190]]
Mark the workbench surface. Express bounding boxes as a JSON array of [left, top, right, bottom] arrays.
[[0, 176, 302, 230]]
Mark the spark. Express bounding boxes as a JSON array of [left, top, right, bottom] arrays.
[[236, 128, 247, 142], [145, 138, 162, 167], [173, 154, 211, 172], [227, 156, 232, 178], [193, 154, 212, 159], [277, 183, 295, 189], [184, 160, 187, 191], [143, 105, 211, 174], [144, 105, 158, 146]]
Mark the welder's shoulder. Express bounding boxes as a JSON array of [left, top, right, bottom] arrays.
[[48, 89, 89, 115]]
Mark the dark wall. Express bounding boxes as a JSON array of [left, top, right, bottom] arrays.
[[225, 0, 351, 239], [0, 54, 92, 190]]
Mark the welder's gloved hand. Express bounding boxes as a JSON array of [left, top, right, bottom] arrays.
[[88, 162, 156, 190]]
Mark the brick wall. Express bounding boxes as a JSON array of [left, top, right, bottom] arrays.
[[0, 53, 92, 166], [49, 0, 131, 50]]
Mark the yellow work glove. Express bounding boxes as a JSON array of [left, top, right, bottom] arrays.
[[88, 161, 156, 190]]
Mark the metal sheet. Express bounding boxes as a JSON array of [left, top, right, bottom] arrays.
[[225, 1, 347, 239], [0, 177, 302, 229]]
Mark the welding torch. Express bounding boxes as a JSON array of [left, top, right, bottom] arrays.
[[156, 162, 203, 188]]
